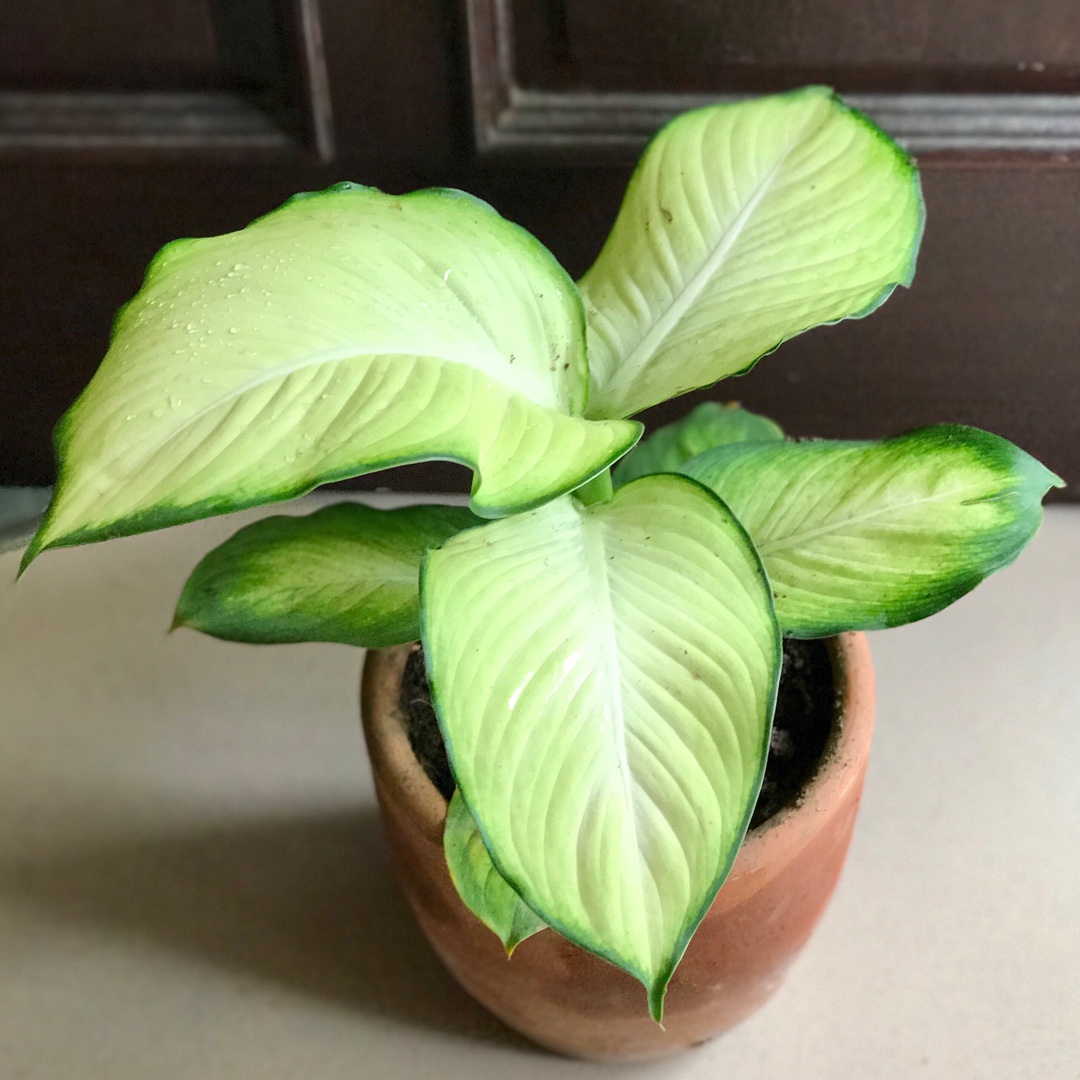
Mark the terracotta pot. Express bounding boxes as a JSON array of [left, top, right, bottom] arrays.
[[360, 632, 875, 1062]]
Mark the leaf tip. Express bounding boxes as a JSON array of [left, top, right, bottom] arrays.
[[16, 533, 45, 579], [647, 979, 668, 1027], [1044, 466, 1067, 492], [170, 582, 199, 633], [1011, 442, 1066, 499]]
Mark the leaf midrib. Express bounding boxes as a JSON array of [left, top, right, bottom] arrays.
[[96, 341, 533, 483], [756, 479, 1001, 556], [580, 507, 647, 952], [610, 113, 821, 397]]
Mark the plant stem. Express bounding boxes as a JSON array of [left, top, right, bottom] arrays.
[[575, 468, 613, 506]]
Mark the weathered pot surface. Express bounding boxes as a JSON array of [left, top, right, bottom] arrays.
[[360, 632, 875, 1062]]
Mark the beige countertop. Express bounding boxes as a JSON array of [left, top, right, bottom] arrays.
[[1, 495, 1078, 1079]]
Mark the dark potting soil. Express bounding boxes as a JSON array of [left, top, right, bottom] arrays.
[[399, 637, 837, 830], [753, 637, 837, 828]]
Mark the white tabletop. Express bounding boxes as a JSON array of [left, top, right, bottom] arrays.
[[1, 494, 1077, 1080]]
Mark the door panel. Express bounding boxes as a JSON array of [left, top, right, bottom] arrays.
[[0, 0, 1076, 499]]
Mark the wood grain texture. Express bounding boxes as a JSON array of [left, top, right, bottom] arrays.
[[0, 0, 221, 88], [0, 0, 332, 158], [469, 0, 1080, 158], [564, 0, 1080, 70]]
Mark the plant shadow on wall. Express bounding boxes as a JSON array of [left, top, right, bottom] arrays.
[[18, 85, 1062, 1055], [0, 806, 529, 1048]]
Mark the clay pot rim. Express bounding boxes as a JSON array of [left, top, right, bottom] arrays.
[[360, 631, 874, 874]]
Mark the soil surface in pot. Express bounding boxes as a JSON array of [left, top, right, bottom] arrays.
[[399, 639, 836, 829]]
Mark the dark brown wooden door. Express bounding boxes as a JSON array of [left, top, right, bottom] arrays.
[[2, 0, 1078, 496]]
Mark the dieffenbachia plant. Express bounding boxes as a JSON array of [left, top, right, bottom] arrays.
[[21, 88, 1063, 1021]]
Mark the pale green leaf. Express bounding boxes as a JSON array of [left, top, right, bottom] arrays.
[[444, 789, 547, 954], [23, 184, 640, 569], [581, 87, 924, 419], [174, 501, 479, 648], [613, 402, 783, 487], [422, 476, 781, 1020], [681, 426, 1064, 637]]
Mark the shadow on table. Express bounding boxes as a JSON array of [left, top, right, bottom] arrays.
[[0, 806, 535, 1052]]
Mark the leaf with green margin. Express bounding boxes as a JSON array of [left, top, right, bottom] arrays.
[[613, 402, 783, 488], [444, 788, 547, 954], [174, 501, 479, 648], [22, 183, 640, 571], [580, 87, 924, 420], [680, 426, 1064, 638], [421, 475, 781, 1021]]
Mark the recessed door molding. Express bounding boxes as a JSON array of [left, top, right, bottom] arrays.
[[0, 0, 334, 161], [465, 0, 1080, 161]]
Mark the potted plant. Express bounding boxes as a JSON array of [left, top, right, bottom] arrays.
[[21, 87, 1061, 1060]]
